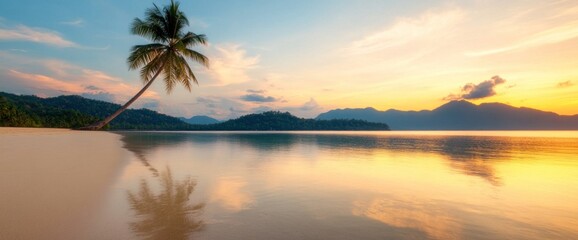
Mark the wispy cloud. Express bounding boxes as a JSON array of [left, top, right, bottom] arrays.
[[6, 67, 158, 103], [279, 98, 323, 118], [0, 53, 158, 105], [466, 20, 578, 56], [297, 98, 320, 111], [206, 44, 259, 85], [444, 76, 506, 101], [246, 89, 265, 94], [466, 1, 578, 57], [60, 18, 84, 27], [240, 89, 278, 102], [7, 70, 84, 93], [557, 80, 574, 88], [193, 96, 250, 119], [0, 25, 77, 47], [345, 8, 465, 55], [241, 94, 278, 102]]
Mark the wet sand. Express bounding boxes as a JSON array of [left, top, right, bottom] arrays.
[[0, 127, 126, 239]]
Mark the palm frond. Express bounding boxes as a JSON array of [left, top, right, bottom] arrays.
[[127, 43, 165, 70], [167, 55, 190, 92], [178, 32, 207, 47], [131, 18, 166, 43], [162, 52, 177, 93], [175, 54, 195, 91], [140, 52, 167, 83], [181, 48, 209, 67], [164, 1, 189, 39]]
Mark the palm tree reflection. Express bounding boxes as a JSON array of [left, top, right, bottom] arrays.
[[127, 167, 205, 240]]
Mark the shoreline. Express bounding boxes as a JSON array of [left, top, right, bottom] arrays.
[[0, 127, 72, 135]]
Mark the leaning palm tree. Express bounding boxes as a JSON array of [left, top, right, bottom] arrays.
[[82, 0, 208, 130]]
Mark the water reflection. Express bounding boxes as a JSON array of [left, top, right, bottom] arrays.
[[120, 133, 206, 239], [353, 196, 460, 240], [113, 132, 555, 185], [111, 131, 578, 240], [127, 167, 205, 240], [118, 133, 196, 177], [210, 177, 253, 212]]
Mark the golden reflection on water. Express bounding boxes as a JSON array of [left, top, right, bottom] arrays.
[[352, 197, 460, 240], [210, 177, 253, 212], [112, 131, 578, 240]]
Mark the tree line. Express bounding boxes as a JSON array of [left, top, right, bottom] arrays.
[[0, 92, 389, 131]]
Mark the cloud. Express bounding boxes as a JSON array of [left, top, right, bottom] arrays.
[[206, 44, 259, 85], [139, 100, 161, 110], [7, 69, 84, 93], [466, 2, 578, 57], [0, 25, 77, 47], [246, 89, 264, 94], [251, 106, 273, 113], [196, 97, 218, 108], [0, 53, 159, 106], [186, 95, 324, 120], [280, 98, 323, 118], [60, 18, 84, 27], [240, 93, 278, 102], [444, 76, 506, 101], [81, 92, 116, 103], [557, 80, 574, 88], [345, 8, 465, 55], [84, 85, 102, 91], [193, 96, 251, 119], [298, 98, 320, 111], [5, 68, 157, 103], [467, 21, 578, 56]]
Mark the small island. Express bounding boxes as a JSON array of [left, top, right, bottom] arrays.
[[188, 111, 389, 131]]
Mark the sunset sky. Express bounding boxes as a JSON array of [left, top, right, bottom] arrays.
[[1, 0, 577, 119]]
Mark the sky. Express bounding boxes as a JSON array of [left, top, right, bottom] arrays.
[[1, 0, 577, 119]]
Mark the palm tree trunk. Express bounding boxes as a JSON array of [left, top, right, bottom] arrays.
[[79, 68, 164, 130]]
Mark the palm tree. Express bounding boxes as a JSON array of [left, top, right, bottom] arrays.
[[82, 0, 208, 130]]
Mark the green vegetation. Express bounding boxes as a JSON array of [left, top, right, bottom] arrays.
[[0, 93, 99, 128], [0, 92, 189, 130], [0, 92, 389, 131], [189, 111, 390, 131], [84, 0, 209, 130]]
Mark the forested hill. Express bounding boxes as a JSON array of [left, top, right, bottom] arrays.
[[0, 92, 389, 130], [188, 111, 390, 130], [0, 92, 191, 130]]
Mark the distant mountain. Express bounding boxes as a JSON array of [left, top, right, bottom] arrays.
[[179, 115, 220, 125], [189, 111, 390, 131], [316, 100, 578, 130], [0, 92, 192, 130]]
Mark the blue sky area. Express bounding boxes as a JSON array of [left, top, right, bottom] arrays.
[[1, 0, 577, 119]]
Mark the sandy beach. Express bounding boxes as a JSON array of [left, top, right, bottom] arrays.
[[0, 127, 126, 239]]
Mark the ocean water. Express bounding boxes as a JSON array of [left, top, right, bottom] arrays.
[[4, 130, 578, 239]]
